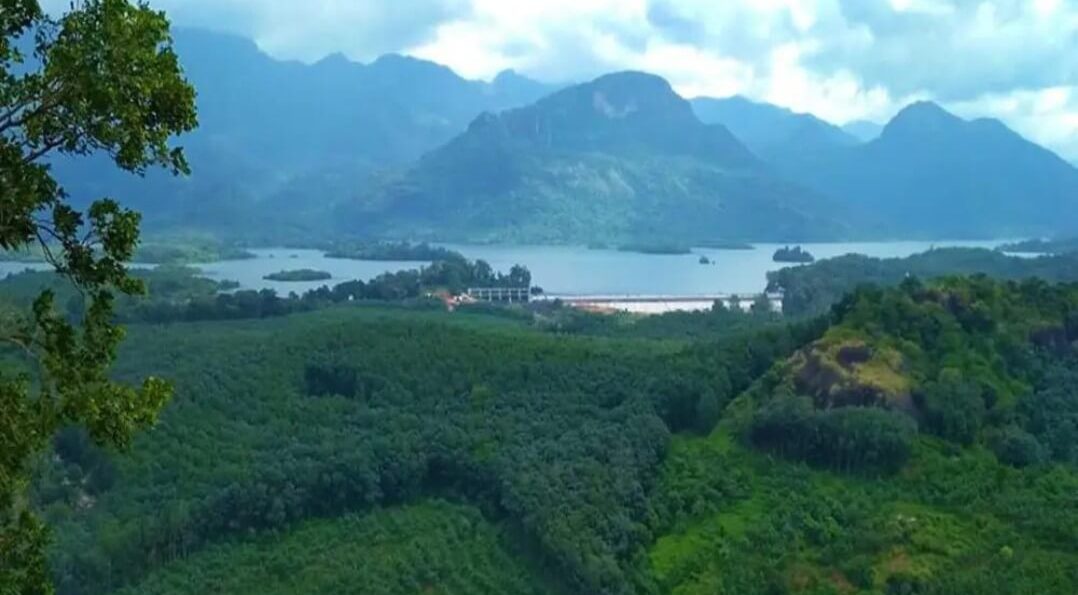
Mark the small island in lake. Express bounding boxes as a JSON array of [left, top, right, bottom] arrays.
[[697, 240, 755, 250], [263, 269, 333, 282], [617, 243, 692, 255], [698, 255, 711, 265], [773, 246, 816, 263]]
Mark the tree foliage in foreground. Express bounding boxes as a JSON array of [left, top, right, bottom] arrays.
[[1, 1, 195, 592]]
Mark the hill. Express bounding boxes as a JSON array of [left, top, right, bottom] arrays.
[[773, 101, 1078, 238], [649, 276, 1078, 593], [339, 72, 847, 244], [690, 95, 859, 158], [768, 247, 1078, 316]]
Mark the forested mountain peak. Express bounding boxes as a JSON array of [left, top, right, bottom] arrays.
[[336, 69, 845, 243], [459, 71, 761, 168]]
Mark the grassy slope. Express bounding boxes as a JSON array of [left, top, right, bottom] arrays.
[[113, 500, 552, 595]]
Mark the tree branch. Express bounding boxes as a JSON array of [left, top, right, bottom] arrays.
[[0, 79, 63, 134], [22, 136, 66, 164]]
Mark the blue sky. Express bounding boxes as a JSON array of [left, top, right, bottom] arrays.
[[44, 0, 1078, 160]]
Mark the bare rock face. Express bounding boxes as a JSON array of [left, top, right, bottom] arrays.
[[790, 337, 914, 412]]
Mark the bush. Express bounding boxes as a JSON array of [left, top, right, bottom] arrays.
[[990, 426, 1046, 468]]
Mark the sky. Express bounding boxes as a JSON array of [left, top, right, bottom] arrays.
[[45, 0, 1078, 161]]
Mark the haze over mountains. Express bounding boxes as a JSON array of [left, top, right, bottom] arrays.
[[54, 28, 559, 235], [774, 101, 1078, 238], [53, 27, 1078, 244], [341, 72, 844, 243], [689, 96, 859, 160], [841, 120, 884, 143]]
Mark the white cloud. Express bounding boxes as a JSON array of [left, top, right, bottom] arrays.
[[43, 0, 471, 62], [40, 0, 1078, 160], [952, 86, 1078, 162]]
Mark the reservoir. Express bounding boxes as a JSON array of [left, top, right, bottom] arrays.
[[1, 240, 1008, 296]]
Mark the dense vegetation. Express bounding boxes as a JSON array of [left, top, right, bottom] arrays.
[[18, 273, 1076, 595], [773, 245, 815, 263], [768, 247, 1078, 316], [999, 237, 1078, 254], [641, 276, 1078, 593], [33, 305, 816, 595], [0, 267, 236, 320], [7, 2, 1076, 593], [0, 236, 254, 266], [0, 251, 539, 327], [1, 1, 197, 591], [114, 501, 552, 595], [263, 269, 333, 282], [133, 236, 255, 264], [324, 242, 461, 262]]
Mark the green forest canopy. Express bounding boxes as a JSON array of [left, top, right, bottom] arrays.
[[26, 275, 1078, 595]]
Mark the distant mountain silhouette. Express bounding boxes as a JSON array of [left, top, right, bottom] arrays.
[[45, 29, 1078, 243], [690, 96, 858, 159], [773, 101, 1078, 238], [340, 73, 846, 243], [842, 120, 884, 142], [52, 28, 557, 235]]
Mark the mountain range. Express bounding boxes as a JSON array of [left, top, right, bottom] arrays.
[[773, 101, 1078, 238], [50, 27, 1078, 243], [339, 72, 844, 243], [53, 28, 559, 236], [689, 96, 859, 159]]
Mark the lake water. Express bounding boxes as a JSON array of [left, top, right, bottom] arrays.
[[184, 249, 428, 295], [443, 241, 1007, 295], [1, 241, 1009, 296]]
